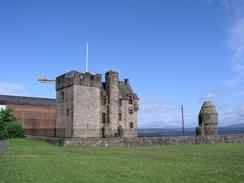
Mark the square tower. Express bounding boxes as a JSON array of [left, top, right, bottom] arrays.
[[56, 71, 102, 138]]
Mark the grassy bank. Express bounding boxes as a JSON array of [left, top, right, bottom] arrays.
[[0, 139, 243, 183]]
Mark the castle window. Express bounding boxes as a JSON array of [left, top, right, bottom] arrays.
[[206, 114, 210, 120], [129, 95, 133, 104], [90, 76, 94, 81], [103, 97, 107, 105], [66, 108, 70, 116], [119, 99, 122, 106], [102, 113, 106, 124], [119, 113, 122, 121], [129, 108, 134, 114], [60, 91, 64, 102], [130, 122, 134, 129]]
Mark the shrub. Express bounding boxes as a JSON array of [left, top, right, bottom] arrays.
[[0, 108, 24, 140]]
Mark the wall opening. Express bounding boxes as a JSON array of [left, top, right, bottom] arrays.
[[102, 112, 106, 124]]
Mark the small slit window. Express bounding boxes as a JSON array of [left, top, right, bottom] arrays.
[[60, 91, 64, 102], [66, 108, 70, 116], [119, 113, 122, 121], [129, 108, 134, 114], [129, 95, 133, 104], [103, 97, 107, 105], [119, 99, 122, 106], [102, 113, 106, 124], [130, 122, 134, 129]]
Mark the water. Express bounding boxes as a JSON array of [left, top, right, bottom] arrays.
[[138, 128, 244, 137]]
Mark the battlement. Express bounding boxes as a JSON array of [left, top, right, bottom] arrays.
[[56, 69, 139, 138], [56, 70, 102, 90]]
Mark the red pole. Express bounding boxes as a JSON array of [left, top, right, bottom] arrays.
[[181, 105, 185, 136]]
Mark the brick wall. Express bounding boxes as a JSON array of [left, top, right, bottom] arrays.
[[7, 104, 56, 136]]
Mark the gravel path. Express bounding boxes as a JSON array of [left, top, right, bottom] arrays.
[[0, 140, 7, 159]]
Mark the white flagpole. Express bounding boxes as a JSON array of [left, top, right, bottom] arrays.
[[86, 42, 89, 72]]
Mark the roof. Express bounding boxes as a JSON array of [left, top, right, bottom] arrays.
[[199, 101, 217, 115], [101, 82, 139, 100], [118, 82, 139, 100], [0, 95, 56, 107]]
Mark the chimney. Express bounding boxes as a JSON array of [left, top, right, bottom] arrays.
[[124, 79, 129, 85]]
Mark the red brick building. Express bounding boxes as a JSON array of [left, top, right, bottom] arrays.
[[0, 95, 56, 137]]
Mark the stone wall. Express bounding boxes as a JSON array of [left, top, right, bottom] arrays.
[[73, 85, 101, 138], [63, 135, 244, 147], [121, 100, 137, 137], [56, 86, 73, 138], [26, 135, 64, 146], [26, 134, 244, 147]]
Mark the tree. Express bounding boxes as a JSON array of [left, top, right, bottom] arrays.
[[0, 107, 24, 140]]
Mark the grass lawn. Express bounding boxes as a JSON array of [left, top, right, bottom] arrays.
[[0, 139, 244, 183]]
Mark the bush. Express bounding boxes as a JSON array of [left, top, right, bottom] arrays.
[[0, 107, 24, 140]]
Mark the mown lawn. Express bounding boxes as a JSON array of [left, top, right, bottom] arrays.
[[0, 139, 244, 183]]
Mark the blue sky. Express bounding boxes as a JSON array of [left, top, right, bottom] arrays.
[[0, 0, 244, 128]]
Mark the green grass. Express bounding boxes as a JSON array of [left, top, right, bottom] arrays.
[[0, 139, 244, 183]]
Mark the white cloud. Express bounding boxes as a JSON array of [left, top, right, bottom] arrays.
[[138, 96, 198, 128], [0, 82, 24, 95], [140, 97, 173, 113], [138, 113, 198, 129], [229, 16, 244, 75], [204, 0, 244, 86], [200, 92, 217, 102], [223, 78, 242, 87], [225, 0, 244, 85], [220, 105, 244, 126], [215, 101, 230, 110]]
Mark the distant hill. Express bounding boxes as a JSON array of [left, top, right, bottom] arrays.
[[223, 123, 244, 128]]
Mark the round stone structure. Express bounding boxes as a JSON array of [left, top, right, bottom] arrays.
[[196, 101, 218, 136]]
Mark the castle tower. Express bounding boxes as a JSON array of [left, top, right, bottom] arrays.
[[196, 101, 218, 136], [56, 71, 102, 138], [105, 71, 119, 136], [55, 70, 139, 139]]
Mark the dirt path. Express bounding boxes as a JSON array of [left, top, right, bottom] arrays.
[[0, 140, 7, 159]]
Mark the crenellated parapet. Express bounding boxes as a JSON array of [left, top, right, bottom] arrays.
[[56, 70, 139, 138], [56, 71, 102, 90]]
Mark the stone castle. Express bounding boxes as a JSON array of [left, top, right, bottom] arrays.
[[55, 70, 139, 138]]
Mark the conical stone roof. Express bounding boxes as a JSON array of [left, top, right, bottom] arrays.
[[199, 101, 217, 115]]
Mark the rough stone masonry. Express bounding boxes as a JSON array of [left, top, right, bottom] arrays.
[[55, 70, 139, 138]]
